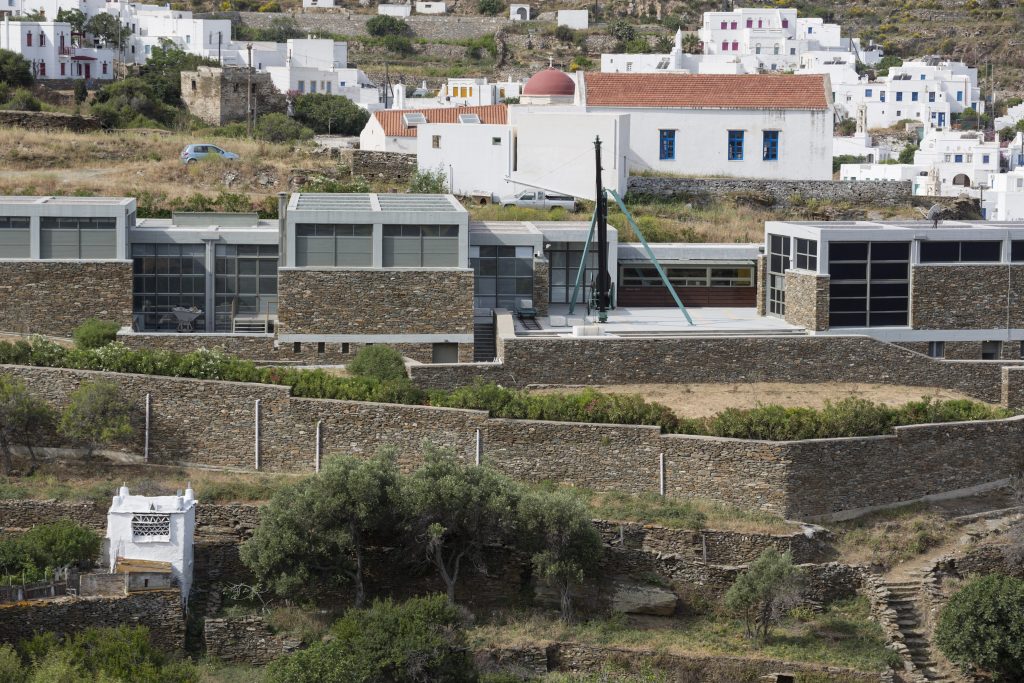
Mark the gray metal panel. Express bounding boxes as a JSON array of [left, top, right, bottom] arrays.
[[295, 236, 335, 266], [40, 228, 77, 258], [335, 237, 372, 266], [0, 229, 30, 258], [80, 229, 116, 259]]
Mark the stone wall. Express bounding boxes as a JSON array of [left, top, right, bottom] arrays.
[[237, 10, 510, 40], [533, 256, 550, 318], [277, 267, 474, 337], [411, 333, 1016, 405], [784, 269, 830, 331], [203, 616, 301, 664], [911, 264, 1024, 330], [180, 66, 286, 126], [116, 332, 279, 360], [0, 499, 103, 531], [350, 150, 417, 181], [0, 111, 101, 132], [628, 176, 913, 207], [0, 261, 133, 336], [755, 253, 767, 317], [0, 590, 184, 652]]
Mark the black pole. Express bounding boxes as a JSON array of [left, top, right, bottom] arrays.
[[594, 136, 609, 322]]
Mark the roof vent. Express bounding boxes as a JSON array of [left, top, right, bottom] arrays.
[[458, 113, 481, 124], [402, 112, 427, 127]]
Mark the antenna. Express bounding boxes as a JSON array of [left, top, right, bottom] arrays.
[[926, 203, 943, 229]]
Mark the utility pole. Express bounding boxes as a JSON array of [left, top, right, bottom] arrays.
[[217, 31, 222, 65], [593, 136, 609, 323], [246, 43, 253, 138]]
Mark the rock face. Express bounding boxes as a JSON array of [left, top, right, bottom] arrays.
[[610, 581, 678, 616]]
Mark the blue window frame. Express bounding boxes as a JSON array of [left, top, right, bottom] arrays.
[[911, 92, 918, 101], [956, 91, 963, 101], [659, 129, 676, 160], [865, 88, 872, 97], [762, 130, 779, 161], [928, 92, 935, 102], [728, 130, 744, 160], [880, 92, 886, 102], [983, 154, 990, 164], [954, 154, 963, 163], [895, 92, 903, 102]]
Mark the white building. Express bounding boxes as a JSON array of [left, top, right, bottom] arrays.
[[415, 1, 445, 14], [996, 102, 1024, 133], [827, 58, 982, 130], [509, 3, 529, 20], [982, 169, 1024, 220], [259, 38, 376, 106], [433, 77, 522, 106], [107, 3, 231, 65], [360, 103, 508, 153], [377, 3, 411, 16], [557, 9, 587, 29], [106, 485, 196, 604], [0, 17, 113, 80], [841, 130, 999, 198], [303, 0, 337, 7]]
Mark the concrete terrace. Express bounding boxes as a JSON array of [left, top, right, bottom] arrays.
[[518, 305, 805, 337]]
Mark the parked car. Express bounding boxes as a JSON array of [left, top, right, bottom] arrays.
[[180, 143, 240, 164], [500, 190, 576, 211]]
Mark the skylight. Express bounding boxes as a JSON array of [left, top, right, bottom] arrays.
[[402, 112, 428, 126]]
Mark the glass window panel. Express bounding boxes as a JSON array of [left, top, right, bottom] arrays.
[[238, 278, 257, 294], [830, 297, 867, 312], [871, 312, 908, 326], [870, 262, 908, 279], [497, 259, 516, 276], [1012, 241, 1024, 262], [870, 242, 909, 260], [259, 278, 277, 294], [920, 241, 959, 263], [829, 242, 868, 261], [869, 297, 908, 312], [238, 260, 258, 275], [515, 246, 534, 258], [960, 241, 1001, 262], [516, 278, 533, 294], [830, 263, 867, 279], [516, 258, 533, 276], [237, 245, 259, 256], [831, 312, 867, 326]]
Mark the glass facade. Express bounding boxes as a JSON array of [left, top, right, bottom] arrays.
[[767, 233, 790, 316], [132, 243, 207, 331], [295, 223, 372, 267], [214, 244, 278, 332], [620, 266, 753, 287], [470, 245, 534, 310], [382, 225, 459, 267], [547, 242, 598, 304], [828, 241, 910, 327]]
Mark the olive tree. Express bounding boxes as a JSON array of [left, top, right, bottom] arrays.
[[724, 548, 801, 644], [521, 490, 603, 622], [241, 453, 399, 607], [403, 447, 521, 603], [0, 376, 56, 474], [57, 381, 133, 458]]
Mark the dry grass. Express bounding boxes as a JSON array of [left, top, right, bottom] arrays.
[[833, 503, 955, 570], [533, 383, 983, 419]]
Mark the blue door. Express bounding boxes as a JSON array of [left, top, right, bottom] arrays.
[[937, 113, 946, 127]]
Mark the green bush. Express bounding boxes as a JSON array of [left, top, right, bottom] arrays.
[[382, 34, 414, 55], [0, 644, 23, 683], [58, 380, 134, 457], [554, 25, 576, 42], [268, 595, 476, 682], [254, 113, 314, 143], [408, 167, 447, 193], [73, 79, 88, 104], [897, 143, 918, 164], [366, 15, 411, 37], [3, 88, 40, 112], [0, 49, 33, 87], [73, 319, 120, 349], [935, 574, 1024, 680], [608, 19, 637, 43], [0, 520, 101, 583], [477, 0, 503, 15], [833, 154, 867, 174], [293, 93, 370, 135], [347, 345, 407, 381]]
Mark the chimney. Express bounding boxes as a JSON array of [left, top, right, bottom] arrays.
[[394, 83, 406, 109]]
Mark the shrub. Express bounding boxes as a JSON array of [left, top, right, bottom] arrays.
[[624, 36, 650, 53], [3, 88, 40, 112], [73, 79, 88, 104], [554, 25, 575, 42], [268, 595, 476, 682], [607, 19, 637, 43], [347, 345, 407, 381], [0, 375, 56, 474], [935, 574, 1024, 680], [258, 0, 280, 10], [382, 34, 414, 55], [58, 380, 134, 457], [477, 0, 503, 15], [0, 520, 101, 582], [724, 548, 802, 643], [293, 93, 370, 136], [366, 15, 411, 37], [897, 143, 918, 164], [254, 113, 314, 143], [408, 167, 447, 193], [0, 48, 33, 87], [0, 644, 22, 683], [73, 319, 120, 349]]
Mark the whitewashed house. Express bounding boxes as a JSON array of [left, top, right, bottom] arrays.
[[509, 4, 529, 21], [377, 3, 411, 17], [415, 1, 445, 14], [106, 485, 196, 604], [359, 103, 508, 153], [302, 0, 337, 7], [434, 77, 522, 106], [261, 38, 376, 106], [996, 102, 1024, 133], [0, 17, 113, 79], [557, 9, 587, 29], [982, 170, 1024, 220], [602, 29, 757, 75], [107, 3, 231, 65]]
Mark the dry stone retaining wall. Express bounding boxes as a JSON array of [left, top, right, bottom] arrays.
[[203, 616, 301, 664], [911, 264, 1024, 330], [785, 269, 830, 331], [0, 111, 101, 131], [237, 10, 510, 40], [349, 150, 417, 181], [627, 176, 912, 207]]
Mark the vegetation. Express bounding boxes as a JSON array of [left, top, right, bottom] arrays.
[[292, 93, 369, 136], [724, 549, 802, 643], [607, 19, 637, 45], [73, 319, 120, 350], [897, 143, 918, 164], [3, 89, 40, 113], [240, 453, 399, 607], [833, 154, 867, 174], [0, 376, 55, 474], [0, 49, 34, 88], [84, 14, 130, 47], [57, 380, 134, 458], [8, 626, 196, 682], [935, 574, 1024, 681], [346, 344, 407, 381], [91, 77, 184, 129], [0, 520, 100, 584], [477, 0, 504, 15], [268, 595, 476, 683], [234, 16, 304, 43], [253, 113, 314, 143], [56, 8, 87, 34], [408, 167, 448, 194], [366, 15, 412, 38], [833, 503, 950, 569]]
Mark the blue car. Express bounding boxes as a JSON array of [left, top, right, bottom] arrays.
[[180, 143, 240, 164]]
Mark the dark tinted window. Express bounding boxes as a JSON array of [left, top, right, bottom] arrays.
[[920, 241, 959, 263], [829, 242, 868, 261], [870, 242, 910, 260], [961, 241, 1001, 262], [1012, 241, 1024, 262]]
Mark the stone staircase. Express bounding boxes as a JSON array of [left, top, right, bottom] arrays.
[[880, 579, 954, 682], [473, 321, 497, 362]]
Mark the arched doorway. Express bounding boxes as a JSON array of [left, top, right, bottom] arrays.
[[952, 173, 970, 187]]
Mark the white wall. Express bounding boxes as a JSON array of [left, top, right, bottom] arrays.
[[378, 4, 411, 16], [417, 123, 512, 196], [359, 116, 416, 152], [557, 9, 588, 29], [415, 1, 445, 14], [984, 171, 1024, 220]]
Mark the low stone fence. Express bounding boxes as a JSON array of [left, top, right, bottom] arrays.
[[627, 176, 913, 207], [203, 616, 301, 665], [350, 150, 417, 182], [0, 590, 184, 652], [0, 110, 101, 132], [236, 10, 511, 40]]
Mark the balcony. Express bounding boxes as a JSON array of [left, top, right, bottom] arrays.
[[58, 46, 73, 57]]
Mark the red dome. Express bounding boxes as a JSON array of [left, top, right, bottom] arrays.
[[522, 68, 576, 96]]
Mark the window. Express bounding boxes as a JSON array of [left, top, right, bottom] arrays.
[[326, 82, 331, 94], [102, 62, 107, 75], [896, 92, 903, 102], [731, 40, 738, 50], [795, 237, 817, 270], [807, 25, 812, 33], [730, 21, 737, 29], [728, 130, 744, 160], [26, 32, 31, 47], [132, 243, 207, 331], [382, 225, 459, 267], [982, 341, 1002, 360], [746, 18, 752, 27], [957, 91, 963, 101], [432, 135, 440, 148], [721, 40, 728, 51], [773, 44, 779, 55], [38, 61, 44, 76], [191, 79, 197, 91], [912, 92, 918, 101], [214, 244, 278, 331], [1010, 241, 1024, 261], [920, 241, 1001, 263], [928, 92, 935, 102], [491, 137, 501, 145], [342, 342, 350, 354], [880, 92, 886, 102], [659, 129, 676, 160], [40, 216, 116, 259], [547, 241, 596, 305], [782, 18, 788, 27], [297, 80, 305, 93], [39, 31, 44, 46], [293, 342, 301, 353], [954, 154, 963, 163], [755, 44, 761, 54], [828, 241, 910, 327], [983, 154, 990, 164], [767, 233, 790, 316], [317, 342, 325, 354], [431, 343, 458, 363], [928, 341, 945, 358], [310, 81, 316, 93], [0, 216, 30, 258], [720, 21, 727, 29], [762, 130, 778, 161], [295, 224, 373, 267], [131, 514, 170, 539], [866, 88, 872, 97], [60, 63, 65, 76]]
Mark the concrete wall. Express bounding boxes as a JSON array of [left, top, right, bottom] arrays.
[[0, 261, 132, 336], [2, 364, 1021, 520], [628, 176, 913, 207], [911, 264, 1024, 330], [784, 269, 829, 331]]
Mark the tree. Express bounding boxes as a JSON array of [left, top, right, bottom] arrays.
[[408, 167, 447, 194], [608, 19, 637, 44], [898, 143, 918, 164], [240, 453, 399, 607], [521, 490, 603, 622], [83, 14, 129, 48], [554, 25, 575, 43], [654, 35, 673, 53], [680, 33, 700, 53], [935, 574, 1024, 680], [254, 113, 314, 143], [0, 49, 33, 88], [268, 596, 477, 683], [73, 79, 88, 105], [56, 8, 86, 36], [724, 548, 801, 643], [0, 376, 55, 475], [293, 93, 370, 136], [140, 42, 217, 107], [57, 380, 133, 458], [347, 345, 407, 381], [477, 0, 503, 15], [403, 448, 521, 603], [366, 15, 411, 37]]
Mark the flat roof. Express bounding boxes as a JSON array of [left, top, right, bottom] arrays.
[[769, 219, 1024, 232], [0, 196, 134, 206], [618, 242, 761, 263], [289, 193, 466, 214]]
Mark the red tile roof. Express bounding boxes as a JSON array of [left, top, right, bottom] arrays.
[[583, 73, 830, 110], [373, 104, 508, 137]]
